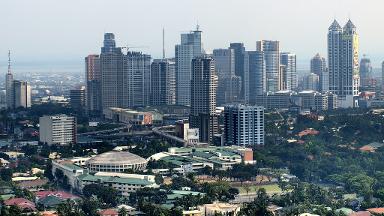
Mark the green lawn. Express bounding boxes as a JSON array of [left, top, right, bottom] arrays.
[[236, 184, 282, 195]]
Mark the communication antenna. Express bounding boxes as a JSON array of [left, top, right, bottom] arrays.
[[162, 28, 165, 59], [7, 50, 11, 74]]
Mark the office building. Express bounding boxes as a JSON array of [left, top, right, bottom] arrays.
[[360, 56, 373, 89], [151, 59, 176, 106], [13, 80, 31, 109], [85, 54, 101, 115], [303, 73, 320, 91], [257, 40, 280, 92], [39, 115, 77, 145], [189, 56, 218, 143], [280, 52, 297, 91], [328, 20, 359, 108], [213, 48, 241, 105], [311, 53, 328, 92], [175, 26, 203, 106], [224, 104, 264, 146], [382, 61, 384, 89], [229, 43, 246, 98], [100, 33, 151, 109], [244, 51, 266, 104], [70, 87, 86, 110]]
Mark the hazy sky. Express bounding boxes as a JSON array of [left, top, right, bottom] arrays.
[[1, 0, 384, 70]]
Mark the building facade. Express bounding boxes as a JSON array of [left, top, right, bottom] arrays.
[[70, 87, 86, 110], [189, 56, 218, 143], [256, 40, 280, 92], [175, 26, 203, 106], [12, 80, 31, 109], [39, 115, 77, 145], [311, 53, 328, 93], [280, 52, 297, 91], [359, 56, 373, 89], [213, 48, 241, 105], [85, 54, 101, 115], [229, 43, 246, 99], [150, 59, 176, 106], [224, 104, 264, 146], [328, 20, 360, 108], [244, 51, 266, 104]]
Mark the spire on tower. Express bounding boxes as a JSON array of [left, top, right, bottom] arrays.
[[7, 50, 11, 75]]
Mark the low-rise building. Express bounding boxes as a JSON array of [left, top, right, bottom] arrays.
[[103, 107, 152, 125], [198, 202, 241, 216], [76, 172, 159, 197]]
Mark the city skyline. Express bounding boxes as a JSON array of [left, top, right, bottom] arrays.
[[1, 0, 384, 69]]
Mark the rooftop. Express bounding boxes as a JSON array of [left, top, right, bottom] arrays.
[[86, 150, 146, 165], [77, 174, 155, 186]]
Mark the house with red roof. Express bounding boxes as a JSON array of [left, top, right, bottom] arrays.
[[4, 197, 36, 211], [99, 208, 118, 216]]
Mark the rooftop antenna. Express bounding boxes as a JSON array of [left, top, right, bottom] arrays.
[[196, 20, 200, 31], [162, 27, 165, 59], [7, 50, 11, 75]]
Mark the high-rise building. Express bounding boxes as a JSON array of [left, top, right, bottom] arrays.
[[151, 59, 176, 106], [100, 33, 151, 109], [189, 56, 218, 144], [5, 51, 14, 109], [213, 48, 241, 105], [256, 40, 280, 92], [382, 61, 384, 89], [328, 20, 359, 108], [13, 80, 31, 109], [85, 54, 101, 115], [70, 87, 86, 110], [311, 53, 327, 76], [311, 53, 328, 92], [224, 104, 264, 147], [303, 73, 320, 91], [359, 56, 373, 88], [175, 26, 203, 106], [39, 115, 77, 146], [244, 51, 266, 104], [229, 43, 246, 98], [280, 52, 297, 91]]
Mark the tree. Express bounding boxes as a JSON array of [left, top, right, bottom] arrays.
[[81, 198, 99, 216], [0, 168, 13, 181], [238, 188, 273, 216], [82, 184, 118, 207], [118, 207, 128, 216]]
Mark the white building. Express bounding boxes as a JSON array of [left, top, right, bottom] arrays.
[[328, 20, 359, 108], [13, 80, 31, 109], [224, 104, 264, 146], [280, 52, 297, 91], [39, 115, 77, 145], [175, 26, 203, 106]]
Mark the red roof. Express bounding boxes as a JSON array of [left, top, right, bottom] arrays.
[[99, 209, 118, 216], [35, 191, 79, 200], [4, 198, 36, 211], [367, 208, 384, 214], [349, 211, 371, 216]]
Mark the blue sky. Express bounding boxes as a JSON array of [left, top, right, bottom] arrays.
[[1, 0, 384, 69]]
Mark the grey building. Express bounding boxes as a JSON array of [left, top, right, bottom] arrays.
[[303, 73, 320, 91], [5, 51, 14, 109], [70, 87, 86, 110], [12, 80, 31, 109], [151, 59, 176, 106], [280, 52, 297, 91], [244, 51, 266, 104], [39, 115, 77, 146], [175, 26, 203, 106], [328, 20, 360, 108], [224, 104, 264, 147], [213, 48, 241, 105], [256, 40, 280, 92], [359, 56, 373, 89], [229, 43, 246, 98], [100, 33, 151, 109], [189, 56, 218, 144], [311, 53, 329, 93]]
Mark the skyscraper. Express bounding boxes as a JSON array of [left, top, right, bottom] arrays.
[[328, 20, 359, 108], [151, 59, 176, 106], [85, 54, 101, 115], [359, 56, 372, 89], [310, 53, 328, 92], [382, 61, 384, 89], [5, 50, 13, 109], [303, 73, 320, 91], [256, 40, 280, 92], [175, 26, 203, 106], [39, 115, 77, 146], [189, 55, 218, 144], [224, 104, 264, 147], [100, 33, 151, 109], [213, 48, 241, 105], [280, 52, 297, 91], [70, 86, 86, 110], [244, 51, 266, 104], [12, 80, 31, 109], [229, 43, 246, 99]]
